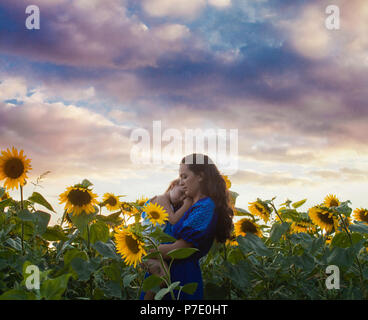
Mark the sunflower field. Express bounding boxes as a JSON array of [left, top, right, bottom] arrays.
[[1, 147, 368, 300]]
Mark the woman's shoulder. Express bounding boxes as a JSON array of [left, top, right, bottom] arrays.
[[192, 196, 215, 210], [180, 196, 215, 230]]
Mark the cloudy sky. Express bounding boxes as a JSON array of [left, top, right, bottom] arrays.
[[1, 0, 367, 225]]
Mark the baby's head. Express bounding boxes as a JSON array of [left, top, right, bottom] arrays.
[[166, 178, 186, 206]]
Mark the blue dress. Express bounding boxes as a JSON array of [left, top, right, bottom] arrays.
[[139, 196, 217, 300]]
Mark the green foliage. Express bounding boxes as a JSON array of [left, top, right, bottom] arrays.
[[1, 185, 368, 300], [167, 248, 199, 259]]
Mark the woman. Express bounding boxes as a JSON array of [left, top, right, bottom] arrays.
[[140, 153, 234, 300]]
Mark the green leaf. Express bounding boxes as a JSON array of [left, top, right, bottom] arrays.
[[269, 222, 290, 243], [6, 237, 22, 251], [143, 274, 163, 292], [93, 241, 119, 260], [349, 222, 368, 234], [71, 257, 99, 281], [292, 199, 307, 209], [326, 240, 364, 268], [95, 211, 122, 226], [229, 191, 239, 207], [234, 207, 253, 217], [81, 179, 93, 188], [278, 208, 300, 221], [63, 248, 88, 269], [103, 261, 122, 284], [149, 228, 176, 243], [123, 273, 136, 288], [17, 209, 34, 221], [143, 251, 161, 260], [331, 232, 350, 248], [334, 200, 352, 217], [88, 221, 110, 244], [223, 261, 249, 290], [0, 198, 13, 210], [154, 281, 180, 300], [167, 248, 199, 259], [237, 233, 271, 256], [181, 282, 198, 295], [40, 273, 72, 300], [32, 211, 51, 235], [69, 207, 98, 232], [0, 289, 36, 300], [28, 192, 55, 212], [103, 281, 122, 298], [331, 232, 363, 248], [43, 225, 68, 241]]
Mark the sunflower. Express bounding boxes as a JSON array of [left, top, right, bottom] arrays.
[[114, 227, 146, 267], [121, 202, 139, 217], [102, 193, 121, 212], [353, 208, 368, 224], [59, 186, 98, 216], [248, 200, 271, 223], [234, 218, 262, 238], [0, 147, 32, 190], [308, 206, 338, 233], [136, 196, 149, 207], [226, 231, 238, 247], [324, 194, 340, 208], [222, 175, 231, 190], [143, 202, 168, 226], [290, 220, 315, 234]]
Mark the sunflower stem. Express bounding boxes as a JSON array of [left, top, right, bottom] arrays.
[[145, 237, 175, 300], [87, 223, 91, 257], [20, 185, 25, 255], [270, 201, 283, 223]]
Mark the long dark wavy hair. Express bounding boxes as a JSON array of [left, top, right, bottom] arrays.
[[181, 153, 234, 243]]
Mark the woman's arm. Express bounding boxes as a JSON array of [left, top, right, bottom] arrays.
[[158, 238, 193, 260]]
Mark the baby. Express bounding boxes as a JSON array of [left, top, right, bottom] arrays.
[[141, 178, 193, 235], [141, 178, 193, 299]]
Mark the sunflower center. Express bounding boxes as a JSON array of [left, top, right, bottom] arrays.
[[241, 220, 257, 234], [4, 158, 24, 179], [255, 204, 268, 215], [107, 197, 117, 206], [125, 235, 140, 254], [359, 210, 368, 222], [67, 189, 92, 206], [317, 210, 334, 225], [149, 210, 160, 219], [329, 200, 339, 207]]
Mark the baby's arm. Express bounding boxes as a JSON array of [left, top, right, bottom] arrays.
[[168, 197, 193, 225], [152, 195, 193, 225]]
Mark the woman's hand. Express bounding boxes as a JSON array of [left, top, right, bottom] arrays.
[[143, 259, 166, 277]]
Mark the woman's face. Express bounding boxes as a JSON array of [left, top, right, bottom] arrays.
[[179, 163, 203, 198]]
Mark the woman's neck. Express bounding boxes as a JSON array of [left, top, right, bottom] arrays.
[[192, 193, 207, 204]]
